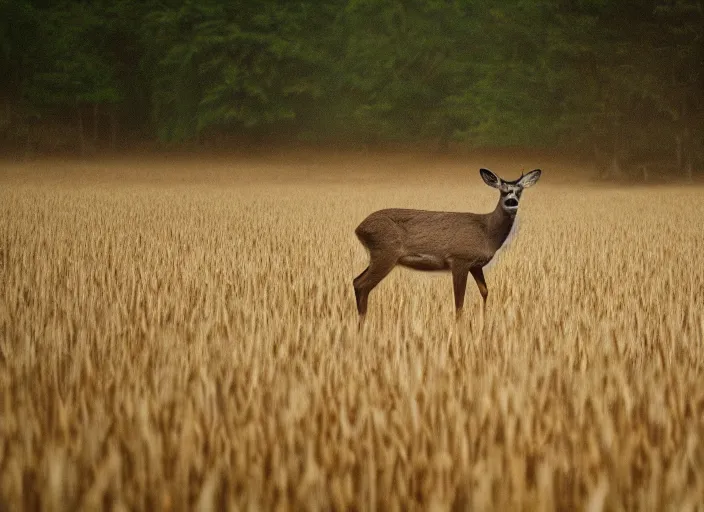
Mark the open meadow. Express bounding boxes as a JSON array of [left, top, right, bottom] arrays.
[[1, 153, 704, 511]]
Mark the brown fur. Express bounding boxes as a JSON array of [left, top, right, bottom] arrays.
[[353, 169, 540, 320]]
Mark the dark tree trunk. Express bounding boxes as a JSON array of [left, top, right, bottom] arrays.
[[78, 107, 86, 157], [592, 143, 607, 179], [93, 103, 99, 144], [681, 127, 693, 182], [608, 117, 623, 179], [608, 153, 622, 179], [682, 99, 692, 182], [24, 120, 33, 160], [109, 107, 117, 151], [685, 157, 693, 182]]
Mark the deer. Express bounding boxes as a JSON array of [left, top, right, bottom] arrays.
[[352, 168, 541, 323]]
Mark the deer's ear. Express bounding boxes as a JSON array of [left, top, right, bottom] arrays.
[[479, 168, 501, 189], [519, 169, 542, 188]]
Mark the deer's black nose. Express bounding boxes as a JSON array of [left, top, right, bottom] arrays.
[[505, 198, 518, 207]]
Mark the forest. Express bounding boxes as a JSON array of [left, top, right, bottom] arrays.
[[1, 0, 702, 179]]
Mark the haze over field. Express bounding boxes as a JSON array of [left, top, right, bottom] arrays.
[[2, 155, 703, 510], [2, 1, 703, 181]]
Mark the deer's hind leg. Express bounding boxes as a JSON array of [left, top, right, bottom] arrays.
[[354, 251, 398, 317], [353, 267, 369, 312]]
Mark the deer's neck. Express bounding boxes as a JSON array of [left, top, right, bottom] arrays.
[[486, 201, 517, 251]]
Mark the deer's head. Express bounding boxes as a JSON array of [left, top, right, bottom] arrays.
[[479, 168, 542, 215]]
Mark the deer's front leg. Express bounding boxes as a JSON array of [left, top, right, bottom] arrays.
[[469, 266, 488, 312], [451, 261, 470, 319]]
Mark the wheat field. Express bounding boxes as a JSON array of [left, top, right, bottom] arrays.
[[1, 154, 703, 511]]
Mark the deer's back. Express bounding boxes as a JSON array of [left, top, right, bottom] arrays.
[[356, 208, 491, 260]]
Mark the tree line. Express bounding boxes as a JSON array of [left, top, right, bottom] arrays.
[[1, 0, 702, 179]]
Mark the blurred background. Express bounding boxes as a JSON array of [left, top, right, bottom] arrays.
[[1, 0, 702, 181]]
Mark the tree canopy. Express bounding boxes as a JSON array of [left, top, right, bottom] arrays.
[[1, 0, 702, 178]]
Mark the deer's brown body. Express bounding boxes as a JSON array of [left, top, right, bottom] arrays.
[[352, 168, 541, 321]]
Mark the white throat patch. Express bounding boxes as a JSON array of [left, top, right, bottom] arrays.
[[484, 214, 521, 271]]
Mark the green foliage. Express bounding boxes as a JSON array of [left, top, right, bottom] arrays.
[[24, 2, 124, 108], [329, 0, 479, 145], [458, 1, 562, 147], [1, 0, 703, 174], [143, 0, 329, 142], [0, 0, 38, 95]]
